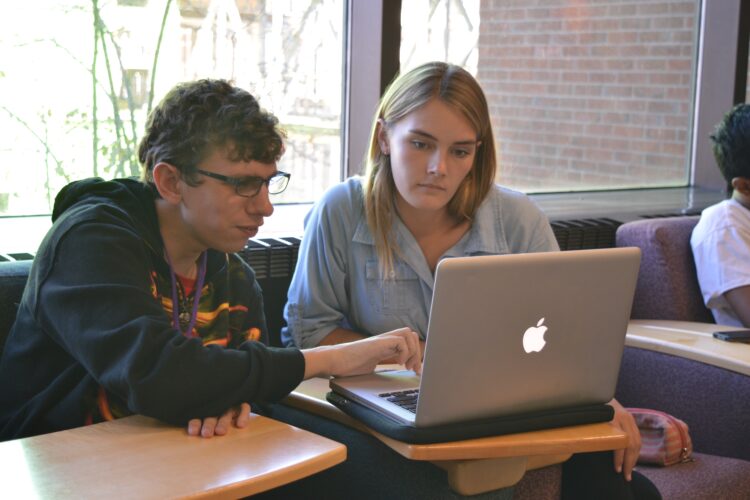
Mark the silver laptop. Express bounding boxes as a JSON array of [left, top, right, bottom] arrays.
[[329, 247, 641, 427]]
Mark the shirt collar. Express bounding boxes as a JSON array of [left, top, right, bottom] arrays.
[[445, 193, 508, 257], [353, 216, 375, 245], [353, 190, 509, 254]]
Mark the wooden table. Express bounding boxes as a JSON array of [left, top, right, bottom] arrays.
[[0, 414, 346, 499], [284, 373, 628, 496], [627, 319, 750, 376]]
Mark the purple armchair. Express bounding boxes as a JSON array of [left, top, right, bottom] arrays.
[[615, 215, 713, 323], [613, 216, 750, 499]]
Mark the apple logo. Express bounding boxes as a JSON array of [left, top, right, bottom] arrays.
[[523, 317, 548, 353]]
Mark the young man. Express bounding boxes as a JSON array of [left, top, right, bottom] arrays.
[[0, 79, 421, 441], [692, 103, 750, 327]]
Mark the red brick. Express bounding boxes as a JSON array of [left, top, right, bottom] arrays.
[[477, 0, 696, 189]]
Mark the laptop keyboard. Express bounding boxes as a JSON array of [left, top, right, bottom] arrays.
[[378, 388, 419, 413]]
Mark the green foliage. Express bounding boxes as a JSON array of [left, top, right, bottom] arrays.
[[90, 0, 173, 179]]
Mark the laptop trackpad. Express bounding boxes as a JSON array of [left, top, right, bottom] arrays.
[[331, 369, 420, 392]]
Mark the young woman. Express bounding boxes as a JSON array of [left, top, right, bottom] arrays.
[[281, 62, 659, 499], [283, 62, 557, 352]]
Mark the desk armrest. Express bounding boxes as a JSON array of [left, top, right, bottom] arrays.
[[626, 320, 750, 376], [285, 376, 627, 462], [617, 320, 750, 461], [0, 414, 345, 498], [285, 372, 627, 496]]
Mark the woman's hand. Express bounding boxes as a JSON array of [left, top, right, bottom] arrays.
[[608, 398, 641, 481], [302, 327, 422, 379], [186, 402, 252, 438]]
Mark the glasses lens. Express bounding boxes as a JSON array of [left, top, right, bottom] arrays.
[[236, 177, 264, 197], [268, 173, 289, 195]]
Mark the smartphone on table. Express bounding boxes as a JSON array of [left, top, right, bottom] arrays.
[[712, 329, 750, 343]]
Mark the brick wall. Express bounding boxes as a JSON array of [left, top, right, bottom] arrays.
[[477, 0, 697, 191]]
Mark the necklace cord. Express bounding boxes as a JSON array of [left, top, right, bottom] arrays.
[[167, 251, 208, 337]]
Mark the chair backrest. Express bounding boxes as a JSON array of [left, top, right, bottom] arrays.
[[615, 216, 714, 323]]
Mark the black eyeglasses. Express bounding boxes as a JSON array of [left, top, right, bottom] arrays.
[[195, 169, 291, 197]]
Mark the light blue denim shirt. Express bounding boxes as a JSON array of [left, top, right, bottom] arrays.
[[282, 177, 559, 348]]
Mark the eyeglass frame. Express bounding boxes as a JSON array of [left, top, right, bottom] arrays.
[[194, 169, 291, 198]]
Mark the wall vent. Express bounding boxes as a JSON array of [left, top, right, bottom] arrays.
[[238, 237, 301, 280], [238, 237, 302, 346], [0, 253, 35, 262], [550, 218, 623, 251]]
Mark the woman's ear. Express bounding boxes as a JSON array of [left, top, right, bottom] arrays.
[[376, 118, 390, 155], [152, 163, 183, 204]]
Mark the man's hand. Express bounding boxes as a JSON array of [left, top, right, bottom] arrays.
[[609, 398, 641, 481], [302, 327, 422, 379], [186, 402, 252, 438], [380, 338, 426, 365]]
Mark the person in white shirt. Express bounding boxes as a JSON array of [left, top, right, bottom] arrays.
[[692, 103, 750, 326]]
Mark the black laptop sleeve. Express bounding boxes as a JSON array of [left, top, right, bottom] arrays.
[[326, 391, 614, 444]]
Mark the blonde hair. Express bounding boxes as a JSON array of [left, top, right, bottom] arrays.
[[363, 62, 497, 277]]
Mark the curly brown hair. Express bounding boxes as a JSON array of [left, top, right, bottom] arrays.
[[138, 79, 285, 188]]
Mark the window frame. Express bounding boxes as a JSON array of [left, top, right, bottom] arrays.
[[691, 0, 744, 191]]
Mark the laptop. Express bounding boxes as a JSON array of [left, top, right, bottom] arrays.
[[329, 247, 641, 427]]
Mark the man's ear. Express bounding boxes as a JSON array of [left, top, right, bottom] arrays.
[[152, 163, 183, 203], [376, 118, 390, 155], [731, 177, 750, 196]]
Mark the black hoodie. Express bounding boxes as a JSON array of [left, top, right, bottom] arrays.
[[0, 178, 304, 440]]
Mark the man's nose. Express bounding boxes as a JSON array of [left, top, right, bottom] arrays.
[[248, 185, 274, 217]]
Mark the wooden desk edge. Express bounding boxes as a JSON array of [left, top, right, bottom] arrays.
[[283, 390, 371, 432], [626, 320, 750, 377], [284, 378, 627, 495], [370, 422, 626, 461], [0, 414, 347, 500], [284, 383, 627, 461], [220, 445, 347, 499]]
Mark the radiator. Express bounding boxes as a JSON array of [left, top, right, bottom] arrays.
[[239, 237, 302, 346], [1, 216, 695, 347], [550, 218, 623, 251], [239, 236, 301, 280]]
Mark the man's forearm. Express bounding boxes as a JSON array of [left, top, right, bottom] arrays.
[[301, 346, 333, 379], [320, 327, 426, 362], [301, 328, 367, 378]]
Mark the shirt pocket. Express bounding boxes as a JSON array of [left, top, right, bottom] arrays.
[[365, 260, 422, 314]]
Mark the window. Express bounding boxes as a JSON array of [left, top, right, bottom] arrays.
[[400, 0, 701, 192], [0, 0, 745, 251], [0, 0, 344, 217]]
